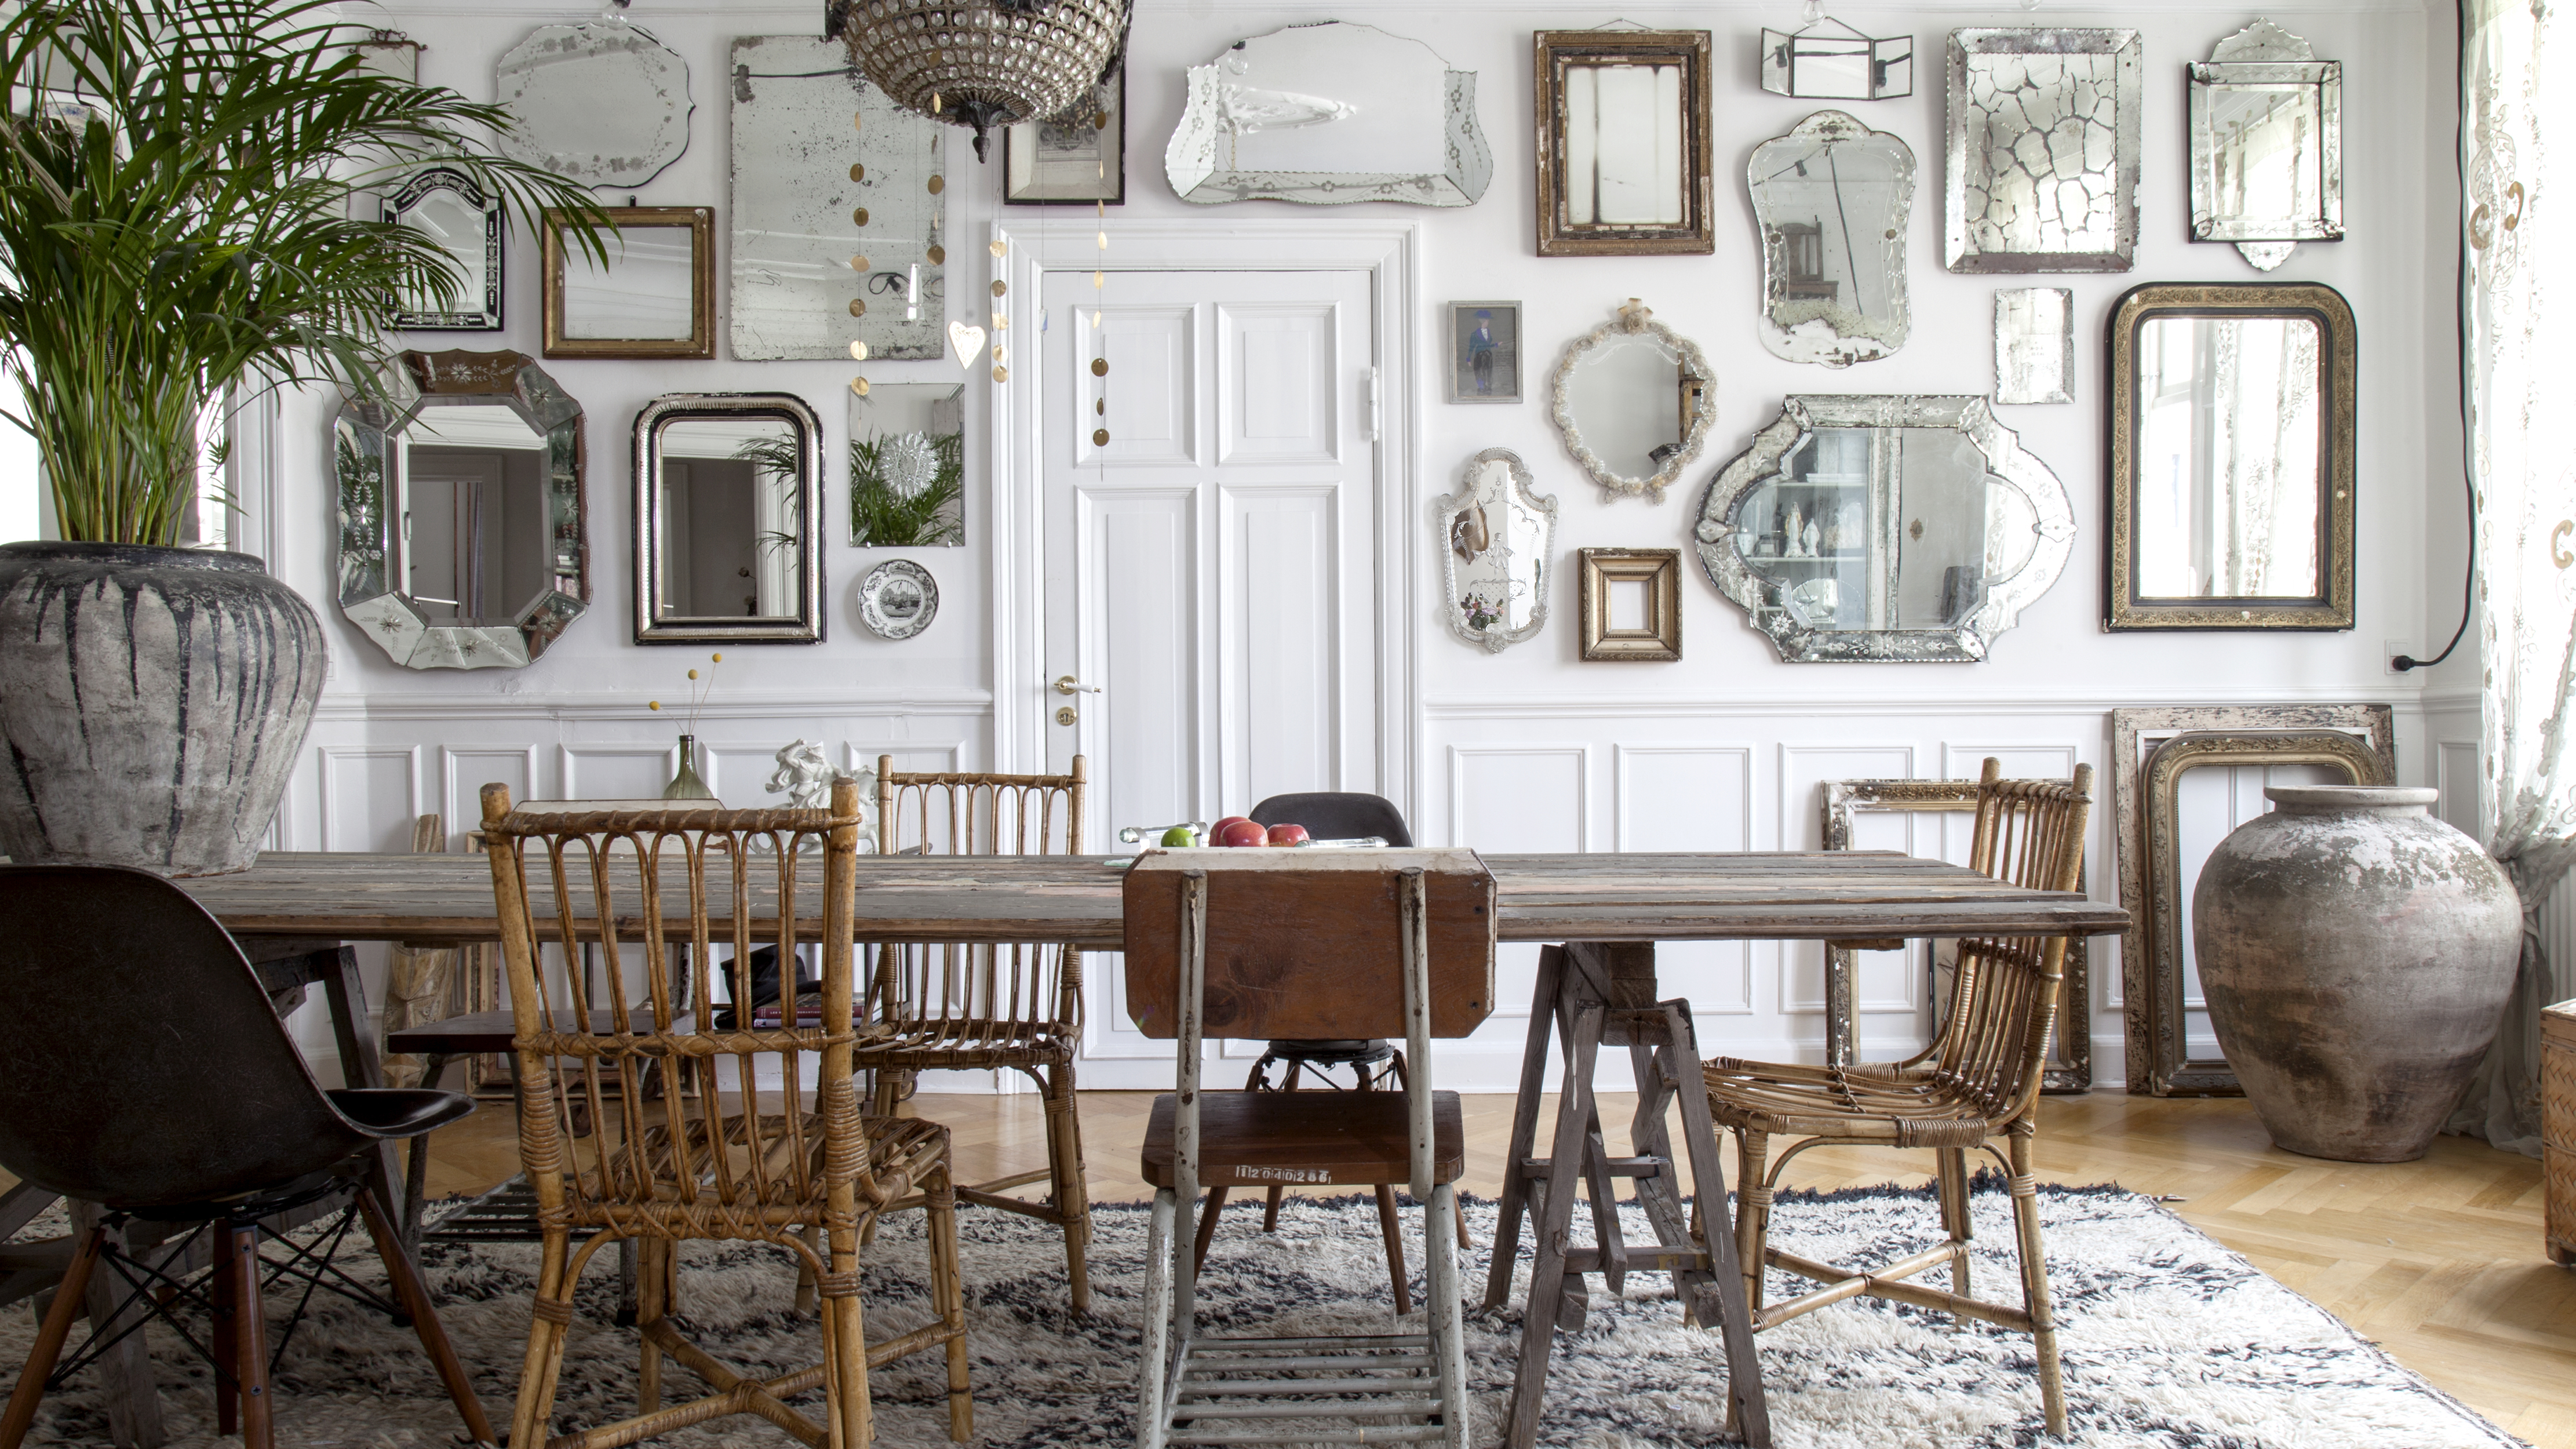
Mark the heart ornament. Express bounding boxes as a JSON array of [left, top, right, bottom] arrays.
[[948, 320, 987, 369]]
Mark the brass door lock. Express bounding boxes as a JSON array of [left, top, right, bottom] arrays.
[[1056, 706, 1078, 726]]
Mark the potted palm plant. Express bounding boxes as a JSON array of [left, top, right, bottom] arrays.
[[0, 0, 606, 875]]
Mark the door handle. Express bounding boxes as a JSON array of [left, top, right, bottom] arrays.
[[1053, 675, 1103, 696]]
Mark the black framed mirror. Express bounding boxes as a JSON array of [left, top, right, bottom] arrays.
[[633, 392, 825, 645], [383, 167, 502, 331], [2106, 282, 2355, 631]]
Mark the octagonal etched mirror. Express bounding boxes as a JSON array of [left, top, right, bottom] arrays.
[[336, 351, 586, 670], [1693, 394, 2074, 661], [1551, 298, 1715, 503], [1750, 110, 1914, 367]]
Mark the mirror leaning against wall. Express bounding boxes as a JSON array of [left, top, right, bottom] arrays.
[[334, 350, 587, 671], [2105, 281, 2355, 630], [633, 393, 825, 644]]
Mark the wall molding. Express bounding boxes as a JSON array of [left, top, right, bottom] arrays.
[[313, 687, 994, 724], [1428, 688, 2442, 721]]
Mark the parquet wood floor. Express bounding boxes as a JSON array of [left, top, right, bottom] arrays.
[[257, 1090, 2576, 1443]]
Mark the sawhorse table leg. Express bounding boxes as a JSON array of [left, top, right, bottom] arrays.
[[1486, 941, 1771, 1449]]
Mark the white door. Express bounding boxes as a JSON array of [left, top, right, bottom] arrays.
[[1040, 267, 1380, 1088]]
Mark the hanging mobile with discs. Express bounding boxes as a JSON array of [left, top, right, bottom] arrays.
[[847, 104, 871, 399]]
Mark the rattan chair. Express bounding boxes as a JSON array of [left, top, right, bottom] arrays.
[[863, 758, 1094, 1309], [481, 781, 970, 1448], [1702, 758, 2092, 1437]]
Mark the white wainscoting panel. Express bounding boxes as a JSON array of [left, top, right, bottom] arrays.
[[1220, 484, 1341, 808], [560, 742, 680, 802], [441, 747, 537, 840], [1449, 744, 1589, 854], [318, 745, 420, 853], [1081, 304, 1197, 468]]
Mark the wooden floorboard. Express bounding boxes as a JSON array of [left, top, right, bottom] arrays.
[[32, 1088, 2572, 1439]]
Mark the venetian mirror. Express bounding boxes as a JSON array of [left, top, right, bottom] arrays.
[[384, 168, 501, 331], [634, 394, 825, 645], [1165, 21, 1492, 207], [495, 20, 692, 189], [1945, 28, 2141, 273], [1435, 448, 1557, 652], [2107, 282, 2355, 631], [731, 36, 947, 362], [849, 383, 964, 547], [1551, 299, 1716, 503], [1693, 394, 2075, 662], [1750, 111, 1914, 367], [2189, 21, 2342, 272], [335, 351, 587, 671]]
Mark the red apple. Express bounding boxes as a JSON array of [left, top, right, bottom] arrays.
[[1266, 823, 1310, 847], [1211, 815, 1252, 841], [1214, 819, 1269, 847]]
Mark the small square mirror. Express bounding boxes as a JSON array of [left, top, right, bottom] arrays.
[[543, 206, 713, 359], [848, 383, 964, 547]]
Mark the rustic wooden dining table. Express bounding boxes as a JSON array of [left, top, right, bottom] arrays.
[[173, 847, 2127, 1449]]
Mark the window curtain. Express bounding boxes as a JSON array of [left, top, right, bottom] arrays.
[[2448, 0, 2575, 1156]]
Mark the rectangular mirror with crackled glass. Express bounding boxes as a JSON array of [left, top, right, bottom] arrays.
[[1944, 28, 2140, 273], [2107, 282, 2355, 630]]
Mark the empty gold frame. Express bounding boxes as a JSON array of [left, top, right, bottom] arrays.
[[2106, 703, 2396, 1097], [1577, 549, 1681, 661], [1819, 777, 2090, 1092], [2107, 282, 2356, 630], [1534, 29, 1714, 256], [542, 206, 715, 360]]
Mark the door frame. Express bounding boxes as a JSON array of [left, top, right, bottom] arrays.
[[986, 218, 1423, 830]]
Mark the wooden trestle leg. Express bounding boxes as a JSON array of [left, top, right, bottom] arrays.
[[1490, 941, 1771, 1449]]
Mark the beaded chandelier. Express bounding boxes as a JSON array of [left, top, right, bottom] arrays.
[[829, 0, 1131, 162]]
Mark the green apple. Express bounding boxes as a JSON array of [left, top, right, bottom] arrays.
[[1161, 825, 1196, 847]]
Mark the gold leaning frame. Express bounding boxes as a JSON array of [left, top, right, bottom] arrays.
[[1819, 778, 2091, 1093], [2125, 723, 2393, 1096], [2104, 281, 2356, 631]]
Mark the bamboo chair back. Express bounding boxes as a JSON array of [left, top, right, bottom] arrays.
[[478, 781, 883, 1245], [873, 759, 1085, 1050], [1912, 758, 2094, 1126]]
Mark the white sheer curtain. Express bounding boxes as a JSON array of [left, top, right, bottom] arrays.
[[2448, 0, 2576, 1155]]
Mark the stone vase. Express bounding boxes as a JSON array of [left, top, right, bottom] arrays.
[[2192, 785, 2520, 1162], [0, 541, 327, 876]]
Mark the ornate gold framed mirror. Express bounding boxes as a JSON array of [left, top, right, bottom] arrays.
[[2106, 281, 2355, 630]]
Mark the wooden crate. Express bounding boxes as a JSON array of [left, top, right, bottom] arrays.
[[2547, 999, 2576, 1265]]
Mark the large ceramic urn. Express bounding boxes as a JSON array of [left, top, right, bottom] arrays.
[[0, 542, 327, 876], [2192, 785, 2520, 1162]]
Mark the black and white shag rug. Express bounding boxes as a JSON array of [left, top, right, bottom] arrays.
[[0, 1182, 2524, 1448]]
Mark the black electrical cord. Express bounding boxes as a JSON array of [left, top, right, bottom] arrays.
[[2396, 0, 2476, 675]]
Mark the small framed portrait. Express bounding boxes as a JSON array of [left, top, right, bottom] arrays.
[[1446, 301, 1522, 403], [1004, 68, 1124, 205]]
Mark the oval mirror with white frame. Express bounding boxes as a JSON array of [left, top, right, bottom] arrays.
[[633, 393, 824, 645], [1551, 298, 1715, 503], [335, 350, 586, 670], [1434, 447, 1556, 652], [1749, 110, 1913, 367], [1693, 394, 2075, 662], [384, 168, 502, 331]]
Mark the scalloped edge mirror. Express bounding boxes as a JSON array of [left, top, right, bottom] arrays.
[[1434, 447, 1556, 651], [1550, 298, 1716, 503], [1692, 394, 2074, 661], [334, 349, 588, 671]]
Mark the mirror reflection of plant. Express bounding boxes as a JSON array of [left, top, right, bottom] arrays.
[[848, 428, 963, 547], [0, 0, 615, 546], [728, 429, 808, 557]]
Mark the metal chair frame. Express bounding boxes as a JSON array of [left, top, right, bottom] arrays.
[[1136, 865, 1470, 1449]]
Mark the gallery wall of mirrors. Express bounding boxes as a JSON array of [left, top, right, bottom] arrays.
[[353, 9, 2369, 679]]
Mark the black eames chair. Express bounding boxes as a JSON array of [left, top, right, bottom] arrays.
[[1190, 793, 1471, 1310], [0, 865, 492, 1448]]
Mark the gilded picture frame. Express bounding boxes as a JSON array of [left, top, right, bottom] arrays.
[[542, 206, 716, 360], [1576, 548, 1681, 661], [1533, 28, 1715, 256]]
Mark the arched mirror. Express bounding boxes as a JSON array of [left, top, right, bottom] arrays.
[[1693, 394, 2074, 661], [1749, 110, 1913, 367], [633, 393, 825, 644], [334, 350, 587, 670], [1551, 298, 1715, 503]]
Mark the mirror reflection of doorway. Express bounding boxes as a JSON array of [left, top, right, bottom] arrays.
[[401, 404, 549, 625]]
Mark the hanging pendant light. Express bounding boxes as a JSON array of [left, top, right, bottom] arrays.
[[829, 0, 1132, 163]]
